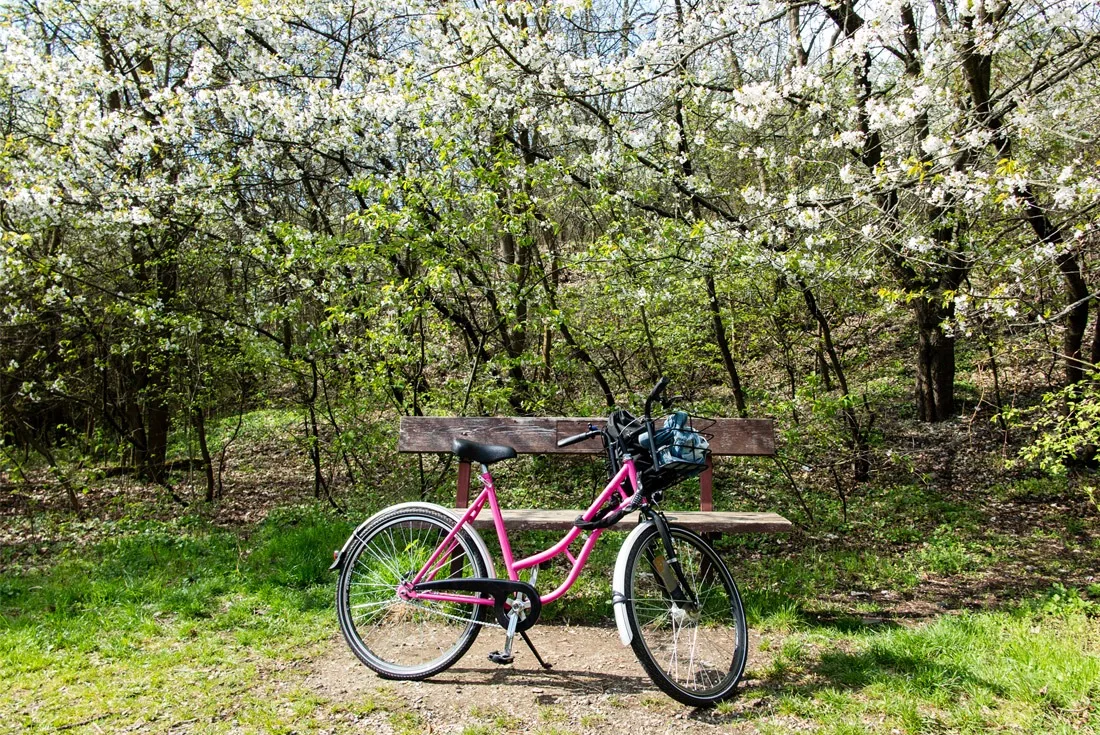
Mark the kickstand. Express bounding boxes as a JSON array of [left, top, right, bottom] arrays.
[[520, 630, 552, 670]]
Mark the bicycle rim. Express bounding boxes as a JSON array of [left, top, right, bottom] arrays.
[[625, 526, 747, 704], [337, 509, 488, 679]]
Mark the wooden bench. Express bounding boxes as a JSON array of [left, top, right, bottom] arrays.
[[398, 417, 792, 535]]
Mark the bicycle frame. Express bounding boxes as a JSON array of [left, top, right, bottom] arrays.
[[405, 457, 644, 609]]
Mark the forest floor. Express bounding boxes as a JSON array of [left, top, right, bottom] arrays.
[[3, 411, 1100, 733]]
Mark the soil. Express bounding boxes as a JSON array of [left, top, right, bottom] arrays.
[[308, 625, 775, 734]]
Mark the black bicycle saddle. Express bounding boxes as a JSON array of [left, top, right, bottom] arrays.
[[451, 438, 517, 465]]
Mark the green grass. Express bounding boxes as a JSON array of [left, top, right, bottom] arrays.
[[468, 705, 523, 732], [3, 489, 1100, 733], [756, 605, 1100, 733], [0, 506, 353, 734]]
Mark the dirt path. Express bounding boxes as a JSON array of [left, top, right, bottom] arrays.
[[308, 625, 773, 734]]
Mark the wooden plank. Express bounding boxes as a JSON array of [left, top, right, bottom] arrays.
[[453, 509, 792, 534], [695, 419, 775, 456], [400, 416, 774, 456], [555, 418, 776, 456], [401, 417, 561, 453]]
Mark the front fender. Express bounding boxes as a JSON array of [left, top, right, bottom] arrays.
[[330, 501, 496, 578], [612, 520, 655, 646]]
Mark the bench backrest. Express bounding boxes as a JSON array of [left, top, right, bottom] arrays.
[[398, 416, 775, 510]]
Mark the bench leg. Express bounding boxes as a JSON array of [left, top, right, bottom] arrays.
[[699, 457, 714, 512], [456, 461, 471, 508], [698, 458, 723, 551], [452, 461, 472, 578]]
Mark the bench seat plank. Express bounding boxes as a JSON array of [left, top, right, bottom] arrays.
[[453, 509, 792, 534]]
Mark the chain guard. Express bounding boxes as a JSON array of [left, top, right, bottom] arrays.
[[412, 578, 542, 632]]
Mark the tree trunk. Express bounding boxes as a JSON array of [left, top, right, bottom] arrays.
[[799, 280, 871, 480], [1054, 249, 1090, 385], [913, 296, 956, 422], [960, 0, 1091, 387], [144, 396, 170, 483], [194, 407, 216, 502], [816, 324, 834, 392], [124, 381, 147, 474], [533, 185, 616, 408], [705, 274, 747, 417], [1090, 297, 1100, 367]]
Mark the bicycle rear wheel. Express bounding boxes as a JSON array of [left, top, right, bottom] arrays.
[[335, 506, 490, 680], [623, 524, 747, 707]]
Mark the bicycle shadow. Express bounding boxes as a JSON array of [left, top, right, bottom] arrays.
[[426, 664, 655, 696]]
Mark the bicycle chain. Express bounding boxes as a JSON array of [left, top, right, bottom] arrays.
[[395, 598, 502, 629]]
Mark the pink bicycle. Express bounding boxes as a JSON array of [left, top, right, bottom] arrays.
[[331, 379, 748, 707]]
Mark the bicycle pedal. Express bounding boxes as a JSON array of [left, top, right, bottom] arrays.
[[487, 650, 514, 665]]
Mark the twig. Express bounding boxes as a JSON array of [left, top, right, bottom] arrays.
[[56, 713, 111, 731], [460, 334, 485, 416], [771, 452, 815, 529]]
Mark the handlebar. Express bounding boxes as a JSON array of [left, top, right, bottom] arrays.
[[557, 427, 602, 448], [644, 377, 669, 419]]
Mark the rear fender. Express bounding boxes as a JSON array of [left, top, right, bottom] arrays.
[[330, 501, 496, 578], [612, 520, 655, 646]]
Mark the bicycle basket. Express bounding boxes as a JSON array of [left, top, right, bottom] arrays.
[[613, 411, 712, 494], [643, 410, 710, 464]]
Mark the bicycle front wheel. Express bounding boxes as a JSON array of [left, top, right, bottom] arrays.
[[623, 524, 747, 707], [336, 506, 490, 680]]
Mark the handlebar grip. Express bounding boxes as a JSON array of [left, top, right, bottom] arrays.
[[557, 430, 597, 448]]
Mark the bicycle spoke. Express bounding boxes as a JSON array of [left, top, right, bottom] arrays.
[[338, 510, 487, 678], [626, 527, 746, 703]]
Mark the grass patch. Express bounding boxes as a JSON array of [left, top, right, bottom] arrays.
[[465, 705, 524, 734], [3, 478, 1100, 733], [462, 725, 504, 735], [578, 712, 606, 728], [0, 506, 353, 734], [753, 605, 1100, 734]]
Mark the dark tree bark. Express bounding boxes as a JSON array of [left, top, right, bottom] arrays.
[[705, 274, 747, 417], [531, 174, 617, 408], [194, 407, 216, 502], [1090, 298, 1100, 367], [827, 1, 967, 422], [669, 3, 750, 417], [913, 296, 957, 422], [958, 3, 1095, 386], [1054, 248, 1090, 385], [144, 394, 171, 483], [135, 243, 178, 484]]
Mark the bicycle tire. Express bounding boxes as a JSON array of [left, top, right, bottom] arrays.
[[335, 506, 490, 680], [622, 524, 748, 707]]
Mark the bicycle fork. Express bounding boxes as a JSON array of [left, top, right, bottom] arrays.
[[648, 510, 700, 610]]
